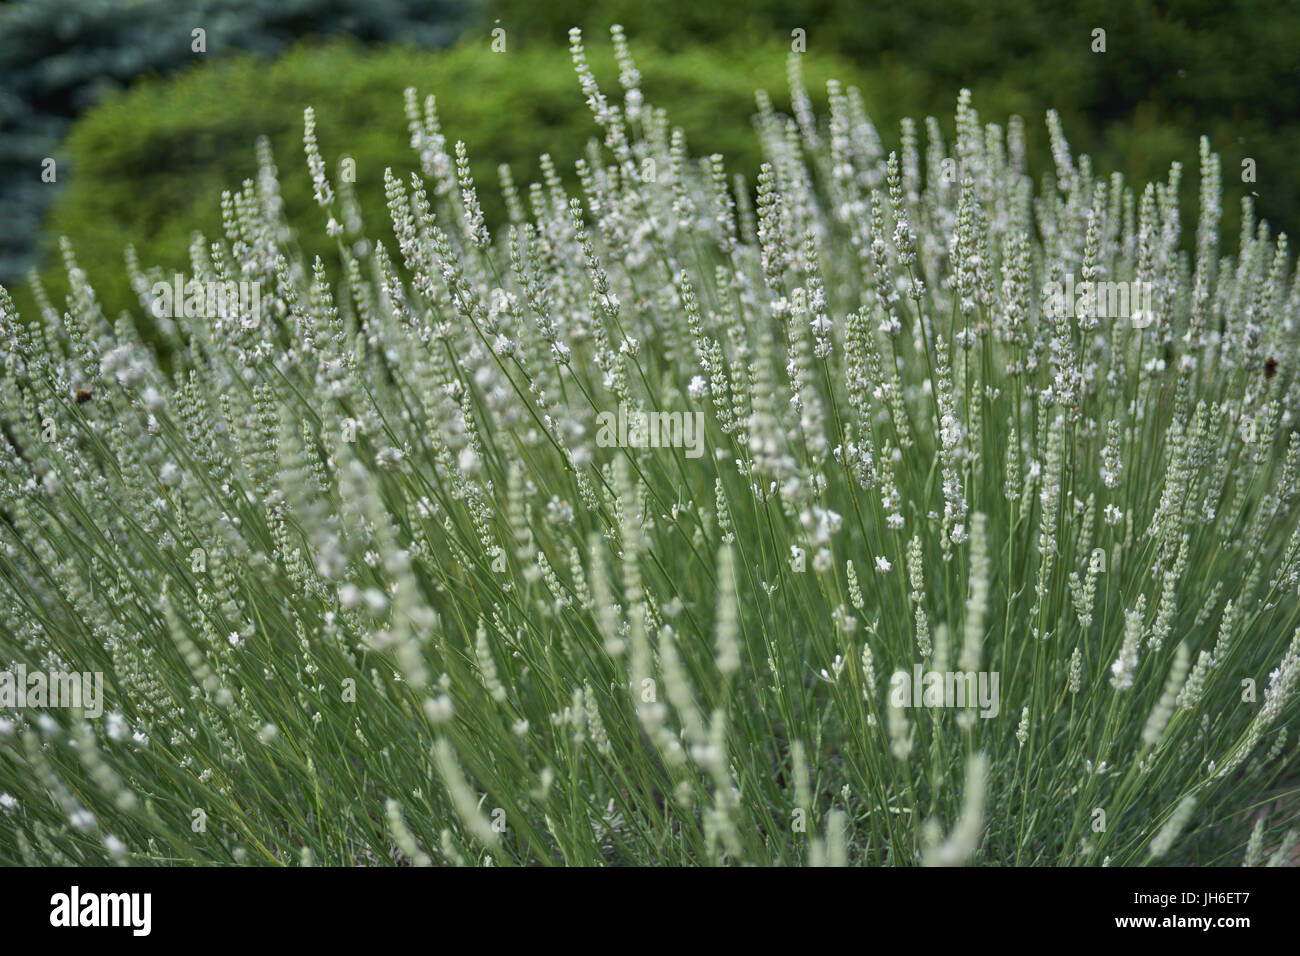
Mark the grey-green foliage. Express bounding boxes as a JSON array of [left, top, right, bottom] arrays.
[[0, 29, 1298, 866]]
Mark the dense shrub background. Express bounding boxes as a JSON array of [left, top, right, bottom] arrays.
[[9, 2, 1300, 369], [488, 0, 1300, 241], [24, 0, 1300, 326], [0, 0, 478, 283], [35, 38, 871, 319]]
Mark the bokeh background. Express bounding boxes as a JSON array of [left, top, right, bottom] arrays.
[[3, 0, 1299, 323]]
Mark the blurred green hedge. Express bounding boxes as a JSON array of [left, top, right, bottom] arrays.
[[34, 37, 876, 318], [486, 0, 1300, 242], [31, 21, 1292, 324]]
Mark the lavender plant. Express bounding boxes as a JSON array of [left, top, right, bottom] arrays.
[[1, 28, 1298, 866]]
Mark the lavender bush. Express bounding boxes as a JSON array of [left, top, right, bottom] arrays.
[[1, 28, 1298, 866]]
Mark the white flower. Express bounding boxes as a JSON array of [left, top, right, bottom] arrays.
[[458, 446, 481, 475], [940, 412, 963, 448], [546, 497, 574, 525], [875, 556, 892, 573], [1110, 652, 1137, 690], [688, 375, 707, 400], [1110, 599, 1146, 691], [362, 588, 388, 613], [424, 695, 454, 724], [0, 793, 17, 814]]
